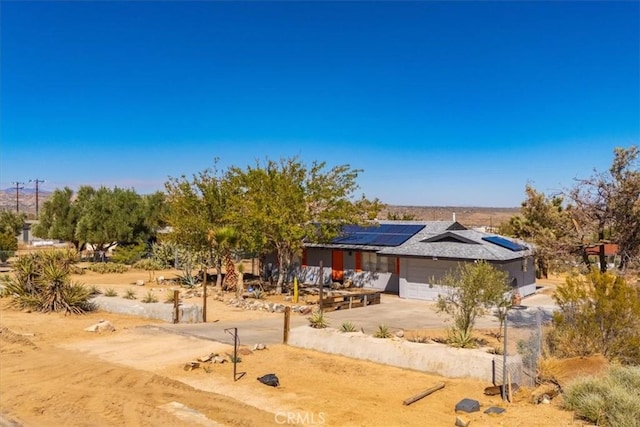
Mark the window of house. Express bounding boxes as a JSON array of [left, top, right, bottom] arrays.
[[362, 252, 393, 273]]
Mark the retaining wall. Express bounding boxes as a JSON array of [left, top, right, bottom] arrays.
[[92, 296, 203, 323], [288, 326, 522, 383]]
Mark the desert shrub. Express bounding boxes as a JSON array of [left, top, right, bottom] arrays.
[[406, 331, 429, 344], [104, 288, 118, 297], [250, 288, 265, 300], [0, 232, 18, 262], [436, 261, 510, 342], [123, 289, 137, 300], [88, 262, 129, 274], [374, 324, 392, 339], [447, 328, 474, 348], [564, 366, 640, 426], [308, 309, 328, 329], [110, 243, 147, 265], [3, 252, 94, 314], [141, 291, 158, 303], [547, 269, 640, 364], [164, 290, 178, 303], [87, 285, 101, 296], [340, 321, 358, 332], [132, 258, 164, 271]]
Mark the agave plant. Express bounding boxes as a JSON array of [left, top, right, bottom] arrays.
[[374, 324, 393, 339], [308, 308, 329, 329], [340, 321, 358, 332]]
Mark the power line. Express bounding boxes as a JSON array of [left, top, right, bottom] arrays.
[[29, 179, 46, 219], [10, 181, 24, 213]]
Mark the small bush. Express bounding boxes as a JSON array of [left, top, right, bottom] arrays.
[[88, 263, 129, 274], [104, 288, 118, 297], [110, 243, 147, 265], [340, 321, 358, 332], [123, 289, 137, 300], [227, 353, 242, 363], [308, 309, 329, 329], [88, 285, 102, 296], [141, 291, 158, 303], [406, 332, 429, 344], [133, 258, 164, 271], [374, 324, 392, 339], [164, 290, 178, 303], [250, 288, 265, 300], [564, 366, 640, 426], [448, 328, 474, 348], [0, 232, 18, 263]]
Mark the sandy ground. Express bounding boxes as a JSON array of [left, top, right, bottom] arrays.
[[0, 269, 584, 426]]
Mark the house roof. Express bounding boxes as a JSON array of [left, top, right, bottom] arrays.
[[378, 228, 532, 261], [304, 221, 466, 251]]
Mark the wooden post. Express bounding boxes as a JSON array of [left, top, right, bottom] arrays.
[[507, 372, 513, 403], [173, 290, 180, 324], [402, 382, 445, 406], [202, 266, 207, 323], [319, 260, 324, 314], [283, 306, 291, 344]]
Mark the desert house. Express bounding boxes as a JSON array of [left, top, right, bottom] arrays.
[[297, 220, 536, 301]]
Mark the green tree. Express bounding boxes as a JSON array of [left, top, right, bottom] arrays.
[[0, 211, 26, 236], [499, 185, 573, 278], [548, 269, 640, 364], [225, 157, 382, 293], [567, 146, 640, 271], [33, 186, 88, 251], [436, 261, 510, 347], [74, 187, 151, 253], [0, 211, 25, 262], [165, 164, 230, 288]]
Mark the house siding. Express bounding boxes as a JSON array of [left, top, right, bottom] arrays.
[[398, 257, 536, 301]]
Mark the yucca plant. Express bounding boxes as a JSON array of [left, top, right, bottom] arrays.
[[308, 309, 329, 329], [374, 324, 393, 338], [340, 321, 358, 332], [104, 288, 118, 297], [5, 252, 94, 314], [141, 291, 158, 303], [123, 289, 137, 300]]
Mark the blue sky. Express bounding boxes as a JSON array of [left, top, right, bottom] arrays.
[[1, 1, 638, 207]]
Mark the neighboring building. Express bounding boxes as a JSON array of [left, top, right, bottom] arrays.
[[299, 220, 536, 301]]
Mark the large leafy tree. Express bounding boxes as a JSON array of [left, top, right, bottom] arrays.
[[225, 157, 382, 293], [567, 146, 640, 271], [0, 211, 25, 262], [499, 185, 573, 277], [33, 187, 82, 249], [164, 165, 230, 287], [34, 186, 165, 253]]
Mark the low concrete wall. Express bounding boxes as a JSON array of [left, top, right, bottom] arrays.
[[93, 296, 203, 323], [288, 326, 522, 382]]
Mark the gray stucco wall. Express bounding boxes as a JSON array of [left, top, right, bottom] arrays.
[[399, 257, 536, 301]]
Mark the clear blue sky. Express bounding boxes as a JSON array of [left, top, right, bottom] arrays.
[[1, 1, 638, 207]]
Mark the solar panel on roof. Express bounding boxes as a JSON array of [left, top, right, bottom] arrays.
[[482, 236, 527, 252], [330, 224, 425, 247]]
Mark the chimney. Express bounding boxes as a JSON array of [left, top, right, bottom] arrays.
[[452, 212, 456, 222]]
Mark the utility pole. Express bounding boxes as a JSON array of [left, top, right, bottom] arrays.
[[11, 182, 24, 213], [29, 179, 45, 219]]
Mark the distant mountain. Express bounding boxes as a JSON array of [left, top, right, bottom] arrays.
[[0, 188, 52, 215]]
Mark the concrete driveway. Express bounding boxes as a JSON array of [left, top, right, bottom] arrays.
[[157, 293, 557, 346]]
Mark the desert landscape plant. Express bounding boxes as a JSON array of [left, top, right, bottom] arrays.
[[88, 263, 129, 274], [104, 288, 118, 297], [123, 289, 137, 300], [373, 324, 392, 338], [340, 321, 358, 332], [547, 268, 640, 364], [436, 261, 509, 346], [141, 291, 158, 303], [564, 365, 640, 426], [4, 251, 94, 314], [308, 309, 329, 329]]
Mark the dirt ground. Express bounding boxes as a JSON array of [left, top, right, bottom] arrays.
[[0, 269, 585, 426]]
